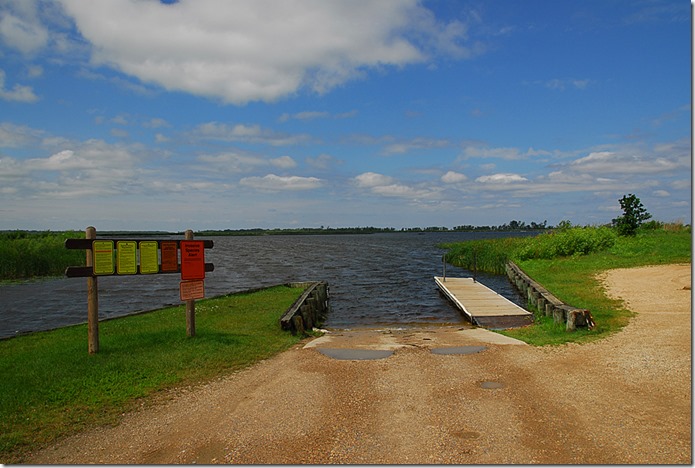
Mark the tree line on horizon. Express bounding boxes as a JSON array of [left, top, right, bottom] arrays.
[[195, 220, 552, 236]]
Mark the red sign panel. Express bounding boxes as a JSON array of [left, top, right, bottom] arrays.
[[180, 240, 205, 280], [180, 280, 205, 301], [160, 241, 178, 273]]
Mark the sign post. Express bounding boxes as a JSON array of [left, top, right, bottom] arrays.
[[183, 230, 197, 337], [86, 226, 99, 354], [65, 228, 214, 353]]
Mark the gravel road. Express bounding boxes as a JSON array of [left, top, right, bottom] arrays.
[[27, 264, 691, 464]]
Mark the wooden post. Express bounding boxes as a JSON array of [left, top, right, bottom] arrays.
[[185, 229, 196, 337], [85, 226, 99, 354]]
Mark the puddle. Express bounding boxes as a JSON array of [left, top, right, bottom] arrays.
[[431, 346, 487, 355], [317, 348, 394, 360]]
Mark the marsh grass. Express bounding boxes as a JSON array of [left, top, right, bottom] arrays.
[[442, 227, 691, 346], [0, 285, 304, 463], [0, 231, 86, 281]]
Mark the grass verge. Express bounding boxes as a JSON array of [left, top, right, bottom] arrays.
[[0, 284, 305, 463], [442, 228, 691, 346]]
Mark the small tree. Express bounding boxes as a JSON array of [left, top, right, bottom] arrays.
[[612, 194, 652, 236]]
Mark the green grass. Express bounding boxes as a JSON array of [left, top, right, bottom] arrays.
[[442, 227, 691, 346], [0, 285, 305, 463], [0, 231, 86, 281]]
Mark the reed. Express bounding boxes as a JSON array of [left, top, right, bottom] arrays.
[[0, 231, 85, 280], [443, 226, 621, 273]]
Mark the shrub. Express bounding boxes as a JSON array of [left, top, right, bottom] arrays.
[[514, 226, 617, 261]]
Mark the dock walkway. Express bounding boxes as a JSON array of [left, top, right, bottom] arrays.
[[435, 276, 533, 329]]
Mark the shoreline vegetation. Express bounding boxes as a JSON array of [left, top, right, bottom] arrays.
[[441, 222, 691, 345]]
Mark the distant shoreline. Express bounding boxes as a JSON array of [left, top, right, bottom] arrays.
[[1, 222, 553, 238]]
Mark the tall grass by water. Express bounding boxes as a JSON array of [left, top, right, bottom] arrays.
[[442, 225, 619, 273], [0, 231, 85, 281], [0, 284, 305, 463]]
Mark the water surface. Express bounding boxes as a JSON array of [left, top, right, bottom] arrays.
[[0, 232, 532, 338]]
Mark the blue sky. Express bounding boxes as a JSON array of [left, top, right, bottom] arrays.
[[0, 0, 691, 231]]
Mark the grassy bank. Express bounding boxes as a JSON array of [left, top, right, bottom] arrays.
[[0, 231, 86, 281], [0, 285, 305, 463], [442, 225, 691, 345]]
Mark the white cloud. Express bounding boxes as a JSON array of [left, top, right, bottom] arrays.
[[279, 111, 329, 122], [193, 122, 309, 146], [279, 110, 358, 122], [1, 139, 149, 199], [353, 171, 439, 200], [58, 0, 481, 104], [270, 156, 297, 169], [0, 122, 44, 147], [371, 183, 428, 198], [0, 69, 39, 102], [475, 173, 528, 184], [0, 3, 49, 54], [461, 145, 551, 160], [570, 148, 685, 174], [354, 172, 396, 188], [197, 152, 267, 173], [441, 170, 468, 184], [382, 137, 451, 155], [239, 174, 322, 191]]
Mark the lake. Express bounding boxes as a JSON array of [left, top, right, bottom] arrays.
[[0, 232, 535, 338]]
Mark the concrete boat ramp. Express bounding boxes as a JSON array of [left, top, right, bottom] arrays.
[[304, 325, 526, 361], [434, 276, 533, 329]]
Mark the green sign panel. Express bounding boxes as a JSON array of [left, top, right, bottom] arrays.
[[92, 240, 115, 276], [117, 241, 137, 275], [139, 241, 159, 274]]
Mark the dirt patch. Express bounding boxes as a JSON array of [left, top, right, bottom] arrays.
[[25, 264, 691, 464]]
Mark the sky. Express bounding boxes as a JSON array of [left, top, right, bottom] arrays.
[[0, 0, 691, 231]]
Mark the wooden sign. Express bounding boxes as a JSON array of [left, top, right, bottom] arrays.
[[180, 280, 205, 301], [116, 241, 137, 275], [92, 240, 114, 275], [180, 240, 205, 280], [139, 241, 159, 274], [160, 241, 178, 272]]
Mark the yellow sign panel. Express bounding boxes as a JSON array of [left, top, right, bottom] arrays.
[[92, 240, 114, 275], [139, 241, 159, 274], [117, 241, 137, 275]]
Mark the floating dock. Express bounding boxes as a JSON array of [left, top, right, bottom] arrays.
[[434, 276, 533, 329]]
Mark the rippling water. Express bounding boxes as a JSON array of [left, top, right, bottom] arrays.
[[0, 232, 534, 338]]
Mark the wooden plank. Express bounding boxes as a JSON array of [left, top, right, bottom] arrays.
[[65, 262, 214, 278], [435, 277, 531, 323], [65, 238, 213, 250]]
